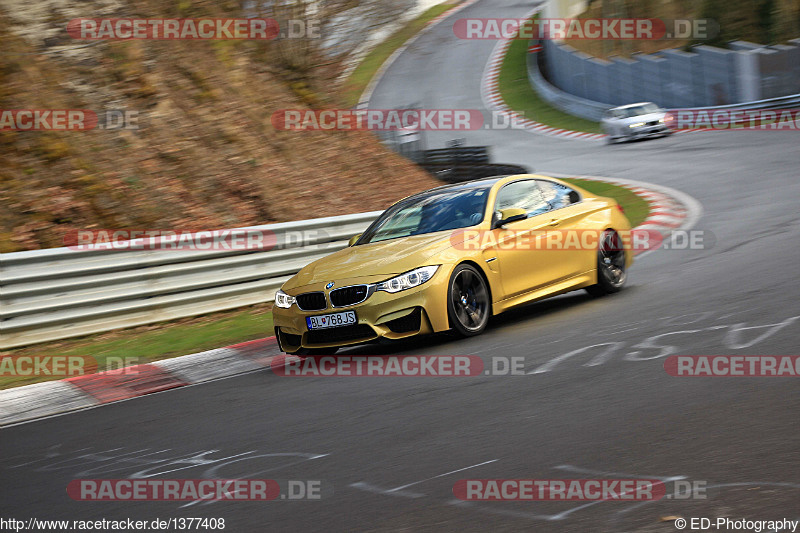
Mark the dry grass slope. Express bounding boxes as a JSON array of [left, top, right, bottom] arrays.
[[0, 0, 440, 252]]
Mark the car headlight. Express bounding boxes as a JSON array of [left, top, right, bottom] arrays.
[[658, 118, 666, 123], [274, 289, 296, 308], [376, 266, 439, 293], [628, 122, 646, 128]]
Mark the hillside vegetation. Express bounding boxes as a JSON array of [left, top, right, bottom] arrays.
[[0, 0, 440, 252], [566, 0, 800, 58]]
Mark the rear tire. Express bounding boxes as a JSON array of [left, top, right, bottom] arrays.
[[447, 264, 491, 337], [585, 229, 627, 297]]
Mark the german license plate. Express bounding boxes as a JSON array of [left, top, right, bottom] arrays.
[[306, 311, 357, 330]]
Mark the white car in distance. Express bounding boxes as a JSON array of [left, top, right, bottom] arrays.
[[601, 102, 673, 143]]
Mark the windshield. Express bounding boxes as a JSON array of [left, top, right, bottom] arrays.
[[358, 186, 491, 244], [623, 103, 661, 117]]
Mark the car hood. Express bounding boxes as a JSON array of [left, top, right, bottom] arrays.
[[283, 231, 461, 291], [618, 112, 665, 124]]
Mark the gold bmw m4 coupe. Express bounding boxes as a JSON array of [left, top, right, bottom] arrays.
[[273, 175, 633, 355]]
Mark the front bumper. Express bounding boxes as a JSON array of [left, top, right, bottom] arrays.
[[627, 124, 671, 138], [272, 271, 452, 353]]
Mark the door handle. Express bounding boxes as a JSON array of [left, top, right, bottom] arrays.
[[548, 218, 560, 227]]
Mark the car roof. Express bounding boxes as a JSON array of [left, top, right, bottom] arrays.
[[404, 174, 565, 199], [386, 174, 587, 209], [609, 102, 655, 110], [422, 176, 507, 193]]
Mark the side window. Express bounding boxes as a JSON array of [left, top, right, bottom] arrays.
[[536, 180, 580, 210], [494, 180, 550, 218]]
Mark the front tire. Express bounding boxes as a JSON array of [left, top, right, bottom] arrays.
[[447, 264, 491, 337], [585, 229, 627, 296]]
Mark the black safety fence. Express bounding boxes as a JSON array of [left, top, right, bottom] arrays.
[[420, 146, 491, 166], [420, 163, 530, 183]]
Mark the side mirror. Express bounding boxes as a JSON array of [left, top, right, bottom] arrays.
[[493, 208, 527, 228], [348, 234, 362, 247]]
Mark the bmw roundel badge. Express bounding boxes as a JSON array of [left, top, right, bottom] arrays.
[[326, 282, 335, 290]]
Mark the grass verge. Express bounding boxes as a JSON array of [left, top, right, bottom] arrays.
[[498, 33, 602, 134], [341, 2, 456, 108], [0, 305, 274, 390], [562, 178, 650, 227]]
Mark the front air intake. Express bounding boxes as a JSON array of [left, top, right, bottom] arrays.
[[296, 292, 327, 311], [329, 285, 371, 307]]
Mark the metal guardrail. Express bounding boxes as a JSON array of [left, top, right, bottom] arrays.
[[681, 93, 800, 111], [0, 212, 381, 349], [527, 41, 800, 122]]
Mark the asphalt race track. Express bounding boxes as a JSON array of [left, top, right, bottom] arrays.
[[3, 0, 799, 531]]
